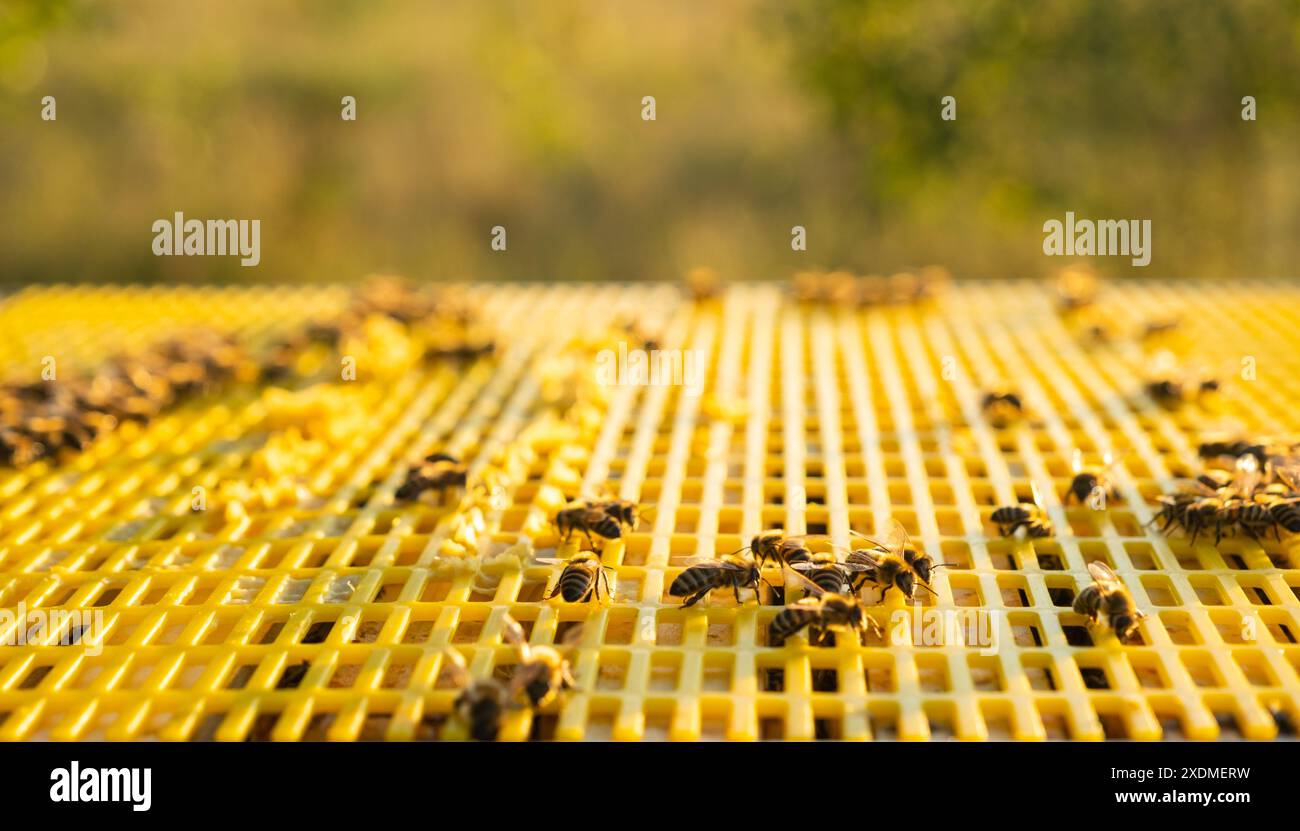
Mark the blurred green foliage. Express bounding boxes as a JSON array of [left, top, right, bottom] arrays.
[[1, 0, 1298, 284], [779, 0, 1300, 280]]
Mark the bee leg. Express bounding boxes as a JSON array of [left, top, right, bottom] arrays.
[[680, 588, 711, 608], [732, 580, 743, 605]]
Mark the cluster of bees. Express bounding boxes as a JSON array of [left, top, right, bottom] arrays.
[[991, 450, 1119, 538], [395, 452, 469, 502], [1056, 265, 1173, 345], [441, 612, 579, 741], [1056, 268, 1223, 409], [262, 276, 497, 381], [1155, 440, 1300, 544], [791, 267, 949, 307], [1, 330, 248, 467]]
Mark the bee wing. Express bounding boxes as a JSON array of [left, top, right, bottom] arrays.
[[836, 561, 874, 573], [1273, 463, 1300, 492], [847, 547, 883, 567], [681, 557, 744, 571], [1087, 561, 1123, 590], [1233, 453, 1261, 494], [679, 557, 721, 566], [1030, 479, 1047, 509], [500, 613, 531, 661], [782, 565, 827, 597], [847, 528, 890, 550], [558, 622, 586, 648], [882, 518, 910, 558], [533, 557, 569, 565], [440, 647, 471, 688]]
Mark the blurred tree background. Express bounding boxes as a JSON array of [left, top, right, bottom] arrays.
[[1, 0, 1298, 285]]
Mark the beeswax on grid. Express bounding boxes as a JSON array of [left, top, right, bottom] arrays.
[[0, 280, 1297, 741]]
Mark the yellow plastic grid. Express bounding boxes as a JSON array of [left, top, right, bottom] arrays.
[[0, 279, 1298, 741]]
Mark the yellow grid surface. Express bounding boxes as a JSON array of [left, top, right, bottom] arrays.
[[0, 280, 1298, 741]]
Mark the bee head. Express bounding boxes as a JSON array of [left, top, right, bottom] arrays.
[[897, 571, 916, 599], [1114, 615, 1139, 643], [912, 559, 933, 584]]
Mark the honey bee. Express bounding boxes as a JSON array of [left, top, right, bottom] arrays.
[[980, 387, 1025, 428], [991, 481, 1054, 537], [1184, 486, 1239, 544], [789, 549, 871, 595], [1073, 561, 1146, 644], [554, 501, 622, 551], [500, 613, 579, 709], [395, 452, 468, 502], [1064, 449, 1119, 506], [1143, 351, 1219, 408], [1198, 433, 1300, 473], [845, 520, 939, 600], [669, 553, 765, 607], [440, 647, 511, 741], [1151, 491, 1197, 536], [770, 569, 881, 646], [1259, 465, 1300, 538], [588, 498, 642, 532], [745, 530, 815, 568], [538, 553, 612, 603], [1156, 455, 1265, 543], [1198, 438, 1268, 469]]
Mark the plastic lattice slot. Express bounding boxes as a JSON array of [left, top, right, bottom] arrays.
[[0, 280, 1298, 741]]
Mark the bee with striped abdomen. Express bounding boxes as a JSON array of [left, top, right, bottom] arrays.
[[991, 481, 1054, 538], [501, 613, 579, 708], [669, 553, 765, 607], [395, 451, 469, 502], [769, 568, 880, 646], [539, 553, 612, 603], [554, 501, 622, 551], [1151, 491, 1196, 536], [790, 549, 871, 595], [980, 387, 1026, 428], [1143, 351, 1219, 408], [1073, 561, 1146, 644], [746, 530, 815, 568], [845, 520, 940, 600], [440, 647, 512, 741], [1064, 449, 1120, 506], [588, 497, 642, 532]]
